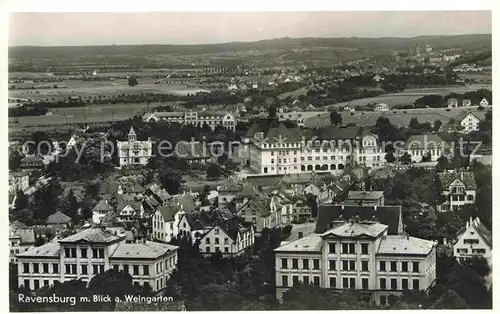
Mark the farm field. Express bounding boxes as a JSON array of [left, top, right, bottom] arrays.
[[305, 106, 489, 128], [327, 84, 492, 110]]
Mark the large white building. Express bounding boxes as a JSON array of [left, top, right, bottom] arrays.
[[16, 228, 178, 292], [241, 115, 385, 176], [274, 218, 436, 306], [453, 217, 492, 263], [401, 134, 447, 163], [117, 127, 153, 167], [143, 111, 236, 131], [455, 111, 481, 133], [437, 171, 477, 211]]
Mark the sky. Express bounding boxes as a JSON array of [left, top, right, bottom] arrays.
[[9, 11, 492, 46]]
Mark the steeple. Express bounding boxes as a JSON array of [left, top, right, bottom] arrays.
[[128, 126, 137, 141]]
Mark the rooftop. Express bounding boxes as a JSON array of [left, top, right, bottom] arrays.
[[377, 235, 435, 256], [110, 241, 178, 259], [17, 242, 61, 258], [438, 171, 477, 190], [58, 228, 123, 244], [274, 233, 323, 253], [46, 211, 72, 225], [321, 221, 387, 239], [347, 191, 384, 201]]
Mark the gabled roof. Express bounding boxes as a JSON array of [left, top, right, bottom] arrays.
[[316, 205, 402, 235], [438, 171, 477, 189], [46, 211, 72, 225], [274, 233, 323, 253], [58, 228, 123, 244], [404, 134, 448, 150], [17, 242, 60, 258], [156, 204, 182, 222], [456, 217, 492, 248], [239, 196, 272, 216], [93, 200, 114, 213], [454, 110, 480, 122], [209, 216, 253, 242], [245, 118, 301, 143], [321, 221, 387, 239], [346, 191, 384, 201]]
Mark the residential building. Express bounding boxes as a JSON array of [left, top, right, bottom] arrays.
[[236, 195, 283, 234], [374, 103, 389, 112], [117, 127, 153, 167], [462, 99, 472, 107], [454, 111, 481, 133], [152, 202, 193, 243], [479, 98, 489, 107], [447, 98, 459, 108], [10, 221, 36, 263], [373, 74, 384, 82], [437, 171, 477, 211], [274, 218, 436, 305], [46, 211, 72, 230], [16, 228, 179, 292], [278, 111, 305, 127], [20, 155, 45, 169], [241, 113, 385, 176], [92, 200, 115, 224], [9, 171, 30, 194], [401, 134, 447, 163], [142, 111, 236, 131], [345, 191, 385, 206], [453, 217, 492, 263]]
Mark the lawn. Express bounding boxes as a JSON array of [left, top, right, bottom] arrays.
[[305, 107, 489, 128]]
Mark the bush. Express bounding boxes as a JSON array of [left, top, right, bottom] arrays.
[[445, 108, 451, 112]]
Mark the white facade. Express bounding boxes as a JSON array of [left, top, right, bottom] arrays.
[[143, 111, 236, 131], [199, 225, 255, 257], [117, 127, 153, 167], [459, 113, 480, 133], [9, 172, 30, 194], [438, 172, 477, 212], [152, 206, 186, 243], [453, 217, 491, 263], [274, 221, 436, 306], [374, 103, 389, 112], [16, 229, 178, 292], [480, 98, 489, 107]]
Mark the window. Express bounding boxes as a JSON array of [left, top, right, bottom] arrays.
[[92, 265, 98, 274], [329, 260, 336, 271], [292, 276, 299, 286], [391, 278, 397, 290], [350, 278, 356, 289], [303, 275, 309, 285], [342, 243, 348, 254], [303, 259, 309, 269], [65, 248, 70, 257], [42, 263, 49, 273], [292, 259, 298, 269], [133, 265, 139, 275], [224, 247, 229, 253], [24, 279, 30, 290], [329, 277, 336, 288], [205, 238, 210, 244], [281, 259, 288, 269], [82, 265, 88, 275], [71, 248, 77, 258], [123, 265, 129, 274], [53, 264, 59, 274], [412, 262, 419, 273], [402, 279, 408, 290], [343, 277, 349, 289], [313, 276, 320, 286], [80, 248, 87, 258], [342, 260, 349, 270], [349, 243, 356, 254], [401, 261, 408, 272], [282, 275, 289, 287], [143, 266, 149, 275], [92, 249, 98, 258], [329, 243, 336, 253], [390, 261, 397, 272], [113, 265, 119, 271], [313, 259, 320, 270], [361, 261, 368, 272], [413, 279, 420, 290], [361, 244, 369, 255], [349, 260, 355, 271], [33, 264, 39, 273], [379, 261, 386, 271], [65, 265, 71, 274], [215, 238, 220, 245], [43, 280, 49, 287], [362, 278, 368, 289], [380, 295, 387, 306], [464, 239, 479, 244], [224, 238, 229, 245], [206, 247, 211, 253], [380, 278, 387, 289], [34, 280, 40, 290], [23, 263, 29, 273]]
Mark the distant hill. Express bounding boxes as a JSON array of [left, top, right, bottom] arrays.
[[9, 34, 492, 60]]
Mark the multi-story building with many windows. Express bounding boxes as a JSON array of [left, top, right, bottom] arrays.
[[117, 127, 153, 167], [16, 228, 178, 292], [453, 217, 491, 263], [437, 171, 477, 211], [274, 218, 436, 306], [143, 111, 236, 131], [241, 114, 385, 176]]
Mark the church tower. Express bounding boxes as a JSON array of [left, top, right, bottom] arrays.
[[128, 126, 137, 141]]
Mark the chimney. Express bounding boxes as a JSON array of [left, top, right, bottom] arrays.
[[443, 238, 447, 246], [469, 216, 473, 225], [460, 172, 464, 181], [466, 221, 470, 229], [298, 232, 303, 239]]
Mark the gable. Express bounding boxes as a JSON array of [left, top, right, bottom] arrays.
[[456, 226, 491, 249], [448, 179, 466, 188]]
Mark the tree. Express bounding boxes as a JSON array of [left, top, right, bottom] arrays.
[[9, 150, 23, 171], [305, 194, 319, 218], [329, 110, 342, 125], [431, 289, 468, 309], [88, 269, 136, 310], [60, 189, 80, 224], [13, 190, 29, 210], [463, 256, 490, 277], [217, 153, 228, 165], [128, 76, 138, 86], [400, 152, 412, 164], [433, 119, 443, 132], [385, 152, 396, 163], [206, 163, 222, 180], [159, 169, 182, 195], [409, 117, 420, 130], [421, 152, 432, 162], [436, 155, 449, 172]]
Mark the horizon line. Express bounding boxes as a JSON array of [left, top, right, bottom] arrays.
[[8, 33, 492, 48]]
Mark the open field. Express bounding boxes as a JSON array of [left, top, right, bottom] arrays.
[[305, 106, 489, 128], [326, 84, 492, 109], [9, 78, 210, 101]]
